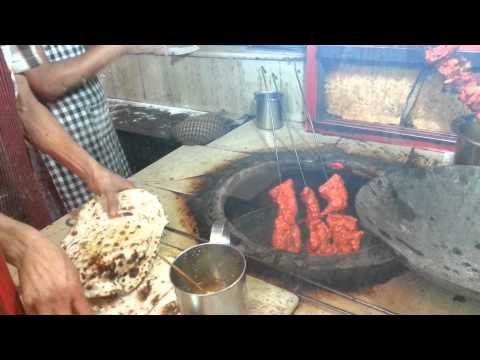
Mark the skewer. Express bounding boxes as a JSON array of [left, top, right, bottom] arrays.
[[262, 69, 283, 185], [268, 105, 283, 185], [272, 72, 307, 188], [260, 66, 268, 90], [293, 62, 329, 182], [157, 254, 207, 294]]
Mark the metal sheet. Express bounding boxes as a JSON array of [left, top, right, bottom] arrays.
[[355, 166, 480, 301]]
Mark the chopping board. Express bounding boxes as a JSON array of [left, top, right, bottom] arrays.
[[95, 247, 299, 315]]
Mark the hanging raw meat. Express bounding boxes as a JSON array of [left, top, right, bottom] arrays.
[[426, 45, 480, 120], [425, 45, 460, 64], [301, 187, 335, 256], [269, 179, 302, 254], [436, 57, 471, 82], [326, 214, 364, 254], [318, 174, 348, 217]]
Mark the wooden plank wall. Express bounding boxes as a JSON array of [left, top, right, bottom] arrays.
[[100, 51, 306, 122], [100, 46, 471, 132]]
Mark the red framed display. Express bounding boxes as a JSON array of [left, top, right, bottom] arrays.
[[304, 45, 480, 153]]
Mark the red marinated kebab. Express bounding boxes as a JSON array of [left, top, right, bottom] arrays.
[[270, 174, 364, 256], [269, 179, 302, 254], [326, 213, 364, 254], [318, 174, 348, 217], [301, 187, 335, 256], [426, 45, 480, 119]]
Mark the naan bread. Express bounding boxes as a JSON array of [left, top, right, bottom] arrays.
[[92, 256, 178, 315], [61, 189, 168, 301]]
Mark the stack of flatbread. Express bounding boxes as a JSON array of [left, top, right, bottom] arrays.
[[61, 189, 179, 315]]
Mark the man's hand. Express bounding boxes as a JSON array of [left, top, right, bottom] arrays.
[[126, 45, 169, 56], [87, 165, 135, 217], [16, 229, 92, 315]]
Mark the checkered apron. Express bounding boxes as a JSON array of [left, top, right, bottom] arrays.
[[41, 45, 131, 212]]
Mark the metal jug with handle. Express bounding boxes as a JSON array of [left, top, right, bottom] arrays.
[[169, 221, 248, 315]]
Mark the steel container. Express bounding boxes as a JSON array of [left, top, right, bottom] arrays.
[[254, 91, 284, 130], [169, 243, 247, 315]]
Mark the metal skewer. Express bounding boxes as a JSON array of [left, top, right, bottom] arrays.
[[272, 72, 307, 188], [293, 62, 329, 182], [260, 66, 269, 90], [260, 67, 283, 185], [268, 102, 283, 184], [157, 254, 207, 293]]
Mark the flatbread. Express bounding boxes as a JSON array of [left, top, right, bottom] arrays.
[[92, 255, 177, 315], [61, 189, 168, 301]]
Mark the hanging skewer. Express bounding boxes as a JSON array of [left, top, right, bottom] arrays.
[[265, 74, 283, 185], [260, 66, 268, 90], [293, 62, 329, 182], [270, 118, 283, 185], [272, 72, 307, 188]]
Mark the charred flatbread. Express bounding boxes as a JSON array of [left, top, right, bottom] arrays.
[[61, 189, 168, 301]]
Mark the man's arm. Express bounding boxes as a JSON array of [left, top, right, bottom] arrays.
[[0, 213, 92, 315], [15, 74, 133, 216], [25, 45, 167, 102]]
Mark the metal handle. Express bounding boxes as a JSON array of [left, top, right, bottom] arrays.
[[209, 221, 231, 245]]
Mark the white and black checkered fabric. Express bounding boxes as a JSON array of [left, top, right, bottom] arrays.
[[40, 45, 131, 212]]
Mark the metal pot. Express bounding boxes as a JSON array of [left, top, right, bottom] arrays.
[[169, 243, 247, 315], [254, 91, 284, 130], [452, 115, 480, 166]]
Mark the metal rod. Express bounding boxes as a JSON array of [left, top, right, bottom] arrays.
[[158, 254, 206, 293], [290, 281, 353, 315], [295, 292, 354, 315], [260, 66, 268, 90], [272, 72, 280, 93], [293, 62, 329, 182], [399, 66, 432, 128], [164, 225, 210, 243], [285, 124, 307, 187], [257, 259, 396, 315], [292, 272, 397, 315], [264, 72, 283, 185], [270, 122, 283, 184], [272, 72, 307, 187]]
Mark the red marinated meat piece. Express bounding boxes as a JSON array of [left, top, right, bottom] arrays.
[[269, 179, 302, 254], [459, 82, 480, 105], [426, 46, 480, 118], [271, 217, 302, 254], [437, 57, 472, 88], [444, 72, 477, 91], [327, 162, 346, 170], [318, 174, 348, 217], [301, 187, 335, 256], [425, 45, 460, 64], [468, 100, 480, 113], [326, 214, 364, 254]]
